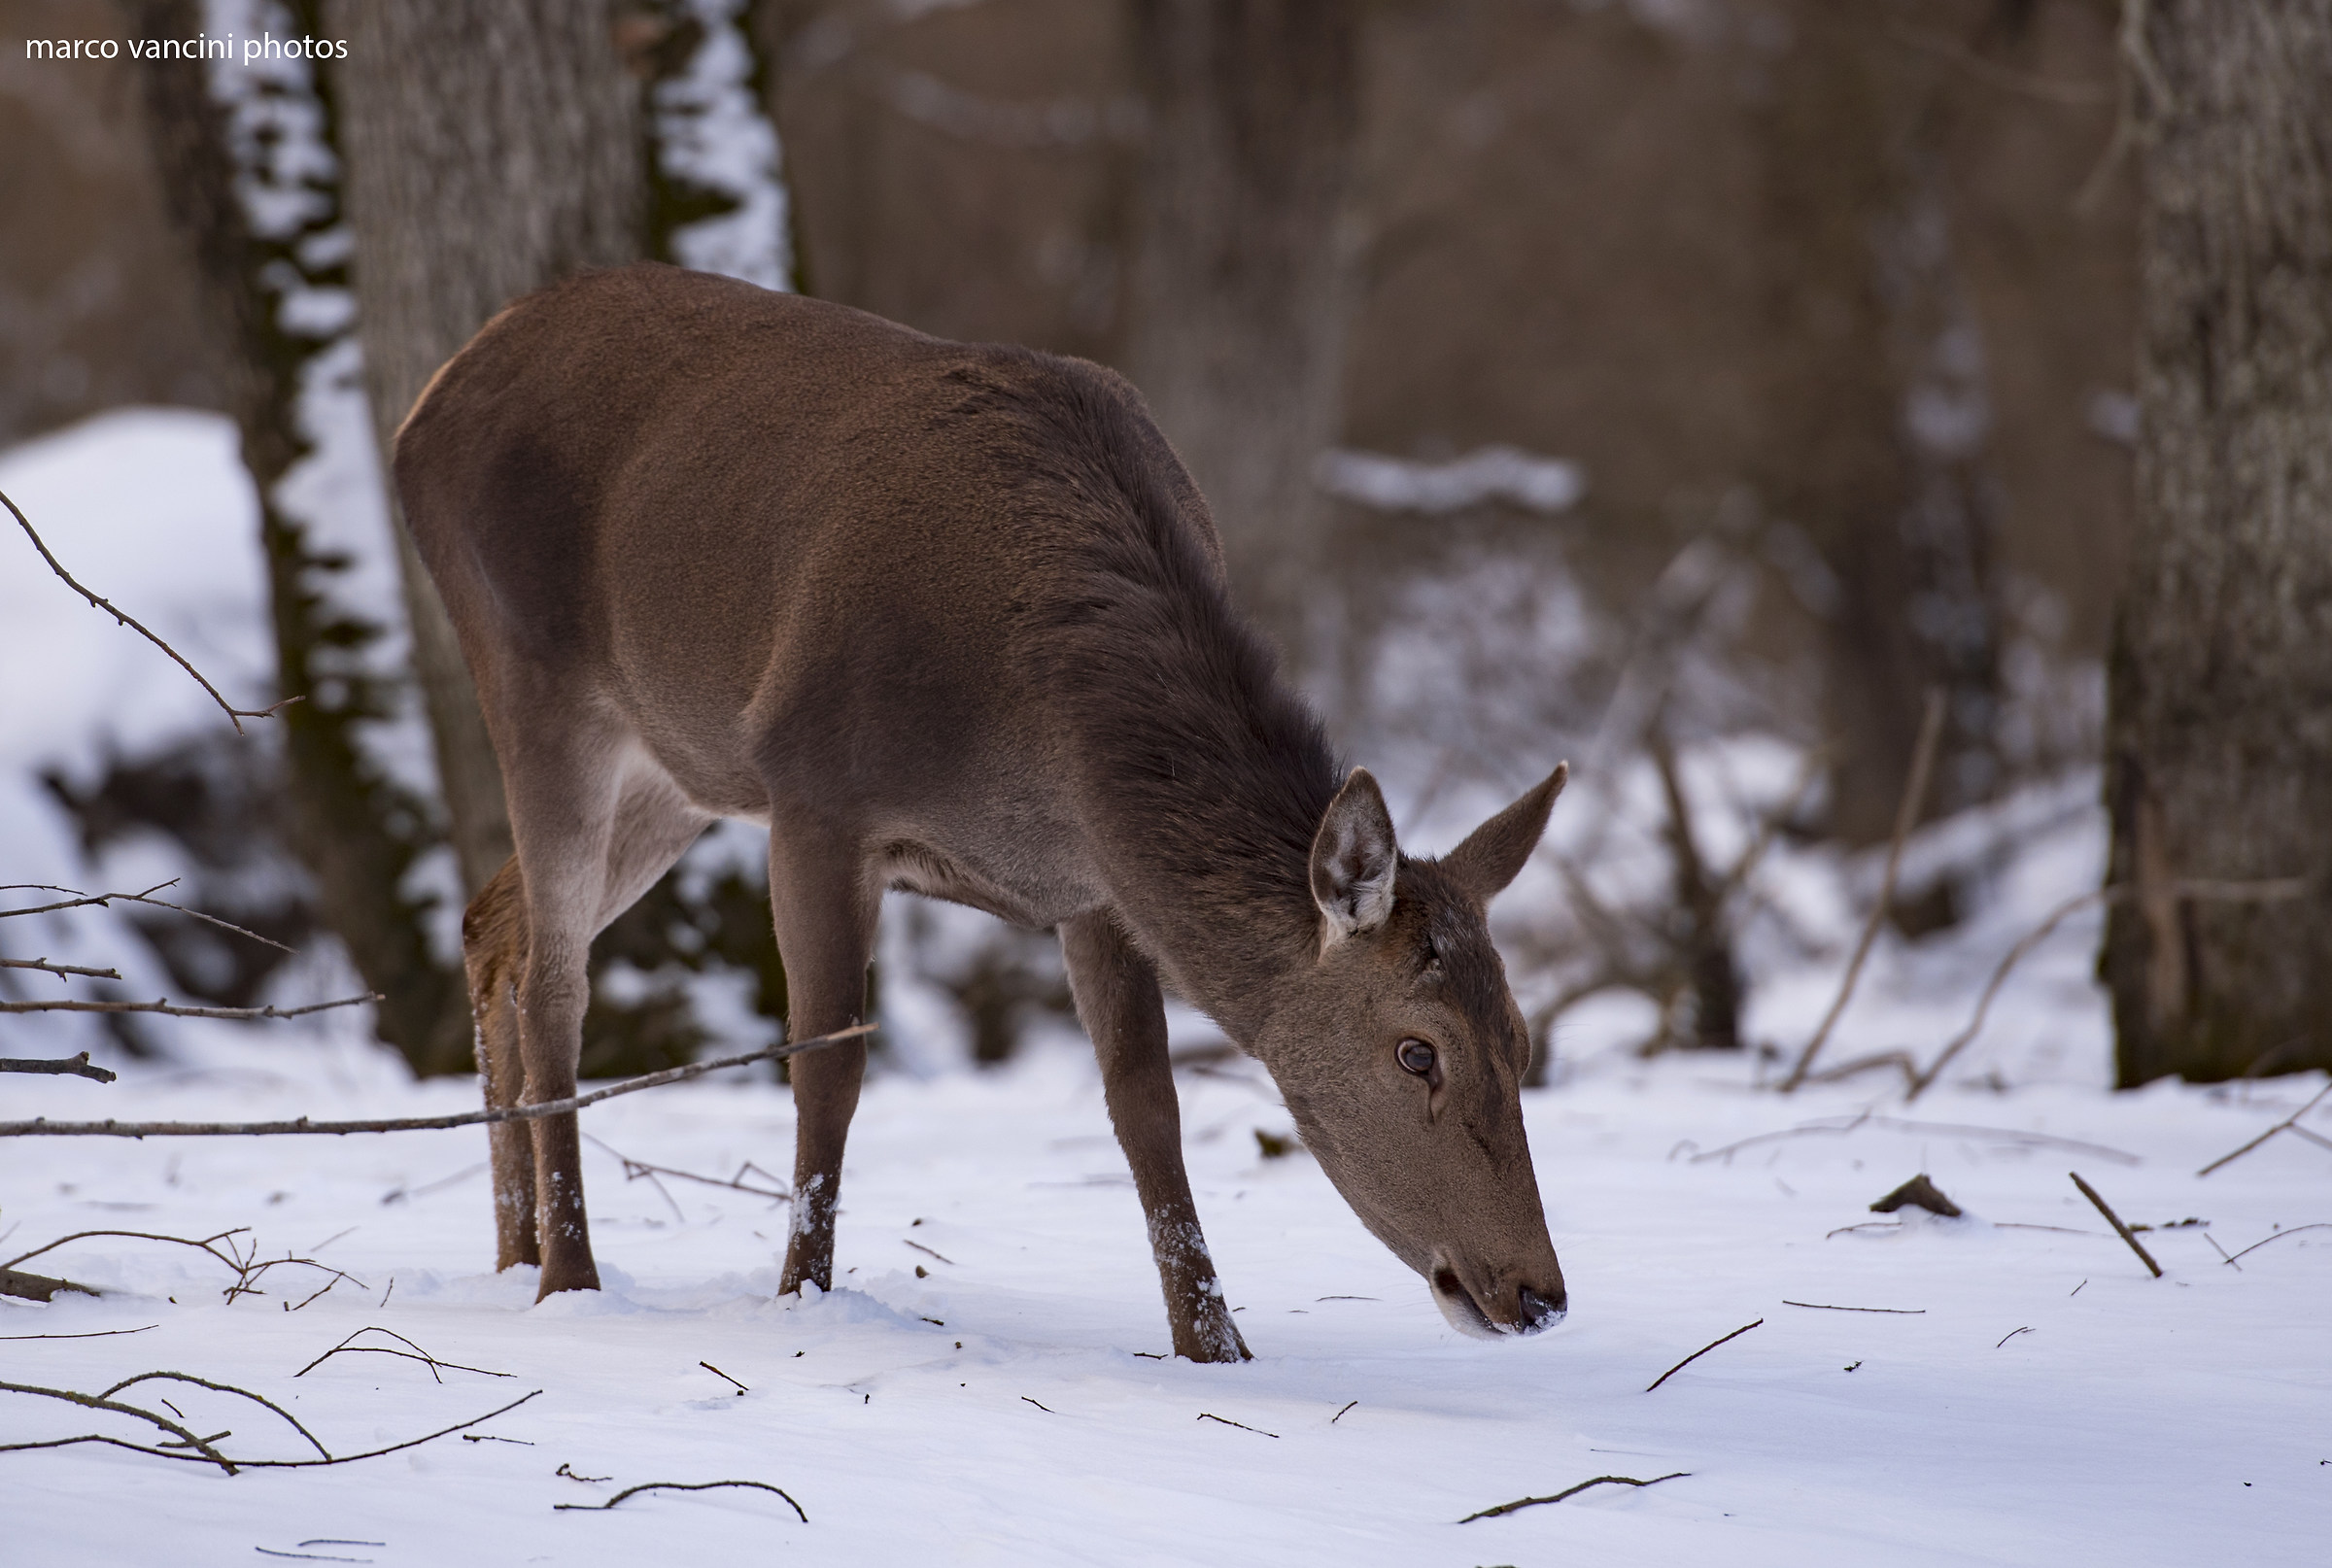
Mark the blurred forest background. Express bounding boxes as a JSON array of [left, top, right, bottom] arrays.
[[4, 0, 2324, 1090]]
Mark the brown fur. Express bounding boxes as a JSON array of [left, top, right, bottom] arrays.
[[396, 262, 1568, 1358]]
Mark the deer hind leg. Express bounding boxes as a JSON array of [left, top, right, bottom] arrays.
[[503, 736, 711, 1300], [463, 857, 537, 1271], [1060, 910, 1251, 1362], [766, 815, 877, 1297]]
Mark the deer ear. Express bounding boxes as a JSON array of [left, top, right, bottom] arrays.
[[1311, 767, 1398, 945], [1442, 763, 1567, 903]]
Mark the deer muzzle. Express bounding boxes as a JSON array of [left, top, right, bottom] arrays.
[[1428, 1252, 1568, 1340]]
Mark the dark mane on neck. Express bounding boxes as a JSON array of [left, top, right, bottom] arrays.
[[939, 348, 1341, 1021]]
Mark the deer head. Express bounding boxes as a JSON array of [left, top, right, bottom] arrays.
[[1252, 763, 1569, 1339]]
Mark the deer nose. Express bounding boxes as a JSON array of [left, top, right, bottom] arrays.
[[1516, 1284, 1567, 1333]]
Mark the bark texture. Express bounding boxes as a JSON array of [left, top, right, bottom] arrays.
[[2103, 0, 2332, 1085], [327, 0, 650, 896], [122, 0, 469, 1072], [1122, 0, 1358, 635]]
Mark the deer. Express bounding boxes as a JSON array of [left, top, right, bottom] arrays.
[[394, 262, 1570, 1362]]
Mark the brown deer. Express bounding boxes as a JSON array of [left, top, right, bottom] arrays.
[[396, 263, 1569, 1361]]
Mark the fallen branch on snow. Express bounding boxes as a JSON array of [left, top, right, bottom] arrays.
[[554, 1480, 806, 1522], [294, 1326, 512, 1382], [2, 1227, 363, 1306], [1645, 1318, 1762, 1392], [1458, 1471, 1691, 1522], [2197, 1080, 2332, 1178], [0, 1023, 874, 1140], [2070, 1172, 2162, 1278], [0, 1374, 537, 1475]]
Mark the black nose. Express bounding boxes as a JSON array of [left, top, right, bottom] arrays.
[[1517, 1285, 1567, 1332]]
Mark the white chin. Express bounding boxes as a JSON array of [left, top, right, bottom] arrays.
[[1429, 1281, 1508, 1341]]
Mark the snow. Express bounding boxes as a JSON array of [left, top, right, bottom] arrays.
[[2, 1040, 2324, 1564], [1316, 445, 1587, 515]]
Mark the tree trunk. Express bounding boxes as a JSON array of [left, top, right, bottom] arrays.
[[1753, 4, 2006, 843], [123, 0, 470, 1072], [326, 0, 650, 897], [1121, 0, 1358, 640], [2102, 0, 2332, 1086]]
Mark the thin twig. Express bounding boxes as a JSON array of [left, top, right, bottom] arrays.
[[2220, 1223, 2332, 1266], [1996, 1325, 2034, 1348], [557, 1462, 612, 1483], [1021, 1396, 1053, 1413], [0, 1323, 158, 1341], [4, 1227, 249, 1275], [1889, 24, 2113, 104], [0, 1052, 117, 1082], [2070, 1172, 2161, 1278], [1, 487, 299, 733], [0, 957, 121, 981], [0, 992, 377, 1021], [1458, 1471, 1690, 1522], [0, 1023, 875, 1139], [553, 1480, 806, 1522], [1782, 690, 1945, 1091], [0, 880, 295, 954], [2198, 1081, 2332, 1177], [1196, 1413, 1279, 1438], [1682, 1113, 2138, 1167], [700, 1361, 748, 1394], [1906, 880, 2307, 1102], [1782, 1301, 1924, 1314], [1331, 1400, 1358, 1423], [585, 1135, 788, 1203], [0, 1386, 540, 1472], [295, 1326, 512, 1382], [1645, 1318, 1762, 1391]]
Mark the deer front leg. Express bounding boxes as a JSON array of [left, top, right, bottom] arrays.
[[1061, 911, 1251, 1363], [767, 823, 876, 1297]]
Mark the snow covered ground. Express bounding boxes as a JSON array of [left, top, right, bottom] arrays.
[[4, 411, 2327, 1564], [3, 1035, 2325, 1565]]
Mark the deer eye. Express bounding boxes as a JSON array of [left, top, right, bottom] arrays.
[[1396, 1039, 1437, 1076]]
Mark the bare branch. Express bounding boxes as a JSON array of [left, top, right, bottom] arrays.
[[1680, 1112, 2138, 1167], [2197, 1080, 2332, 1177], [2071, 1172, 2162, 1278], [0, 1022, 875, 1139], [0, 1052, 117, 1082], [0, 957, 122, 981], [1459, 1471, 1690, 1522], [2, 487, 300, 733], [0, 993, 377, 1021], [296, 1326, 512, 1382], [2220, 1222, 2332, 1265], [554, 1479, 806, 1521], [0, 1381, 539, 1473], [1889, 24, 2114, 105], [1781, 689, 1945, 1091], [1645, 1318, 1762, 1391], [1905, 878, 2307, 1102], [0, 880, 296, 954]]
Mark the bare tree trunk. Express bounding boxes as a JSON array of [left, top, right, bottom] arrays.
[[122, 0, 469, 1072], [326, 0, 650, 896], [2102, 0, 2332, 1086], [1122, 0, 1358, 639], [1754, 4, 2006, 843]]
